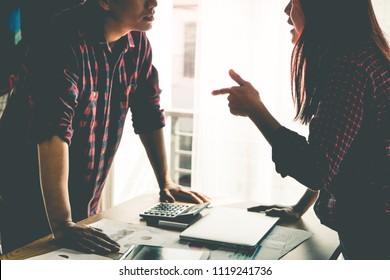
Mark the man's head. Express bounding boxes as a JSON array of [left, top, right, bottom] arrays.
[[96, 0, 158, 32]]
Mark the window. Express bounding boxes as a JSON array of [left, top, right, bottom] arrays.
[[167, 1, 198, 187], [183, 22, 196, 78]]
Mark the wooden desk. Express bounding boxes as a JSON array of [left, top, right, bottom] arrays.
[[0, 193, 339, 260]]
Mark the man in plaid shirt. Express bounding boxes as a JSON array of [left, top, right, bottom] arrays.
[[0, 0, 209, 254]]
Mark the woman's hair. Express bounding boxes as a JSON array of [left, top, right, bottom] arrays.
[[291, 0, 390, 124]]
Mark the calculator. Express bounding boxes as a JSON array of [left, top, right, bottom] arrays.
[[140, 202, 210, 220]]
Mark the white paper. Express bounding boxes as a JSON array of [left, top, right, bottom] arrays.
[[90, 219, 179, 253], [261, 225, 313, 258], [253, 240, 286, 260]]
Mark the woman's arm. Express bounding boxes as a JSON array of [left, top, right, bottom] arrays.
[[212, 69, 319, 219], [248, 189, 319, 220]]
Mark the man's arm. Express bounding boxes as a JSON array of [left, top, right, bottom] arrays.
[[37, 136, 72, 231], [37, 135, 120, 254], [139, 128, 209, 204]]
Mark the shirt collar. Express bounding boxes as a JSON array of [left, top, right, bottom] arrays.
[[93, 32, 135, 53], [79, 1, 135, 53]]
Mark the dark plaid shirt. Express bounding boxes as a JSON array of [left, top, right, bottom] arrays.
[[1, 2, 165, 220], [272, 39, 390, 231]]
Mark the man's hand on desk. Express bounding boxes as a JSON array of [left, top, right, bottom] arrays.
[[248, 204, 302, 222], [159, 182, 211, 204], [52, 221, 120, 255]]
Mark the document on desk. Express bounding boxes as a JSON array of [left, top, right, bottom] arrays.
[[90, 219, 179, 253], [253, 240, 286, 260], [195, 240, 285, 260], [218, 226, 312, 260], [259, 225, 313, 258]]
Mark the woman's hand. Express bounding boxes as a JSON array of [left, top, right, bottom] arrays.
[[248, 190, 319, 222], [212, 69, 263, 117], [248, 204, 302, 221]]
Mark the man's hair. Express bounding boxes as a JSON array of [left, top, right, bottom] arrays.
[[291, 0, 390, 124]]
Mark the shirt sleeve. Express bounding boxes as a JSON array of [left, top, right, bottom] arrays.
[[130, 33, 165, 134], [27, 37, 79, 145], [272, 58, 368, 191]]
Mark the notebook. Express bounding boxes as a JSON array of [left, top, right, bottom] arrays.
[[179, 207, 279, 253]]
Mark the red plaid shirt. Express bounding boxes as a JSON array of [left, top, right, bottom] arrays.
[[1, 2, 165, 221], [272, 38, 390, 231]]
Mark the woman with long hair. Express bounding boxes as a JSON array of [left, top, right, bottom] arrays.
[[213, 0, 389, 259]]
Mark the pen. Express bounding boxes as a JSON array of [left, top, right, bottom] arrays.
[[119, 244, 136, 260], [158, 220, 189, 230]]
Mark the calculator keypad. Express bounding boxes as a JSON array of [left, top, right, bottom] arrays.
[[140, 203, 193, 218]]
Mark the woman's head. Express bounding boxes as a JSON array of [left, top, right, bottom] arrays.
[[286, 0, 387, 47], [289, 0, 389, 124], [284, 0, 305, 45]]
